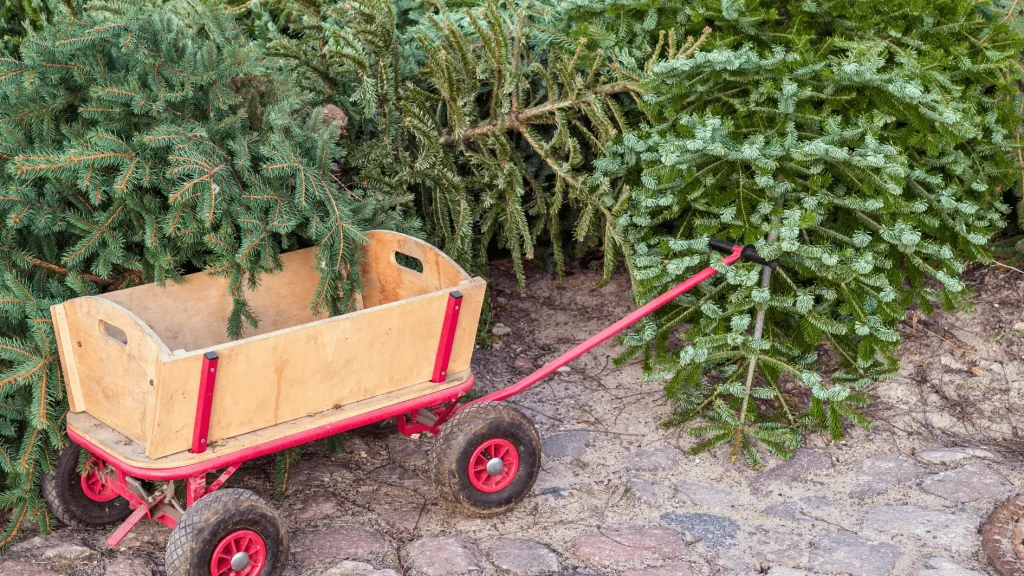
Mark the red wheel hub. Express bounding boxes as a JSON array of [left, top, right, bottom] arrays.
[[79, 456, 117, 502], [468, 438, 519, 493], [210, 529, 267, 576]]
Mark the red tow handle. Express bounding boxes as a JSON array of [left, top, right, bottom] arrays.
[[460, 244, 745, 409]]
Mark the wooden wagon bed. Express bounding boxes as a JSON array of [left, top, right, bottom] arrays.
[[53, 231, 485, 461]]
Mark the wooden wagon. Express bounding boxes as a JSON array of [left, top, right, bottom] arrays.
[[44, 231, 549, 576], [44, 226, 769, 576]]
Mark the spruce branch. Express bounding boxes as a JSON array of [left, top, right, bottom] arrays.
[[440, 82, 636, 145]]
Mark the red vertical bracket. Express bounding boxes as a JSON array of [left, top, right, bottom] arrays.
[[431, 291, 463, 383], [190, 351, 219, 454]]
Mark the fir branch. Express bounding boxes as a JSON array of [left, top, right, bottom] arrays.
[[441, 82, 637, 146]]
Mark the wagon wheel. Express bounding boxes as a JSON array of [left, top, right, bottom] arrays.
[[166, 488, 288, 576], [429, 402, 541, 516], [42, 445, 132, 527]]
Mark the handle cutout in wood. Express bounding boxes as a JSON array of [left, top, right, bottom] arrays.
[[395, 251, 424, 273], [98, 320, 128, 347]]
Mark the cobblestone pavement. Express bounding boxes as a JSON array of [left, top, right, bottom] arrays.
[[1, 262, 1021, 575]]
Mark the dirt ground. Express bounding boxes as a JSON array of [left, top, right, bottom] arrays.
[[1, 259, 1022, 576]]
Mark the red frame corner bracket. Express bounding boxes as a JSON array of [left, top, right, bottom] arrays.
[[191, 351, 219, 454], [431, 291, 462, 383]]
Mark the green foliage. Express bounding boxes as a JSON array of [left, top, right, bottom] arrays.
[[0, 2, 387, 545], [273, 447, 302, 497], [987, 0, 1024, 264], [588, 0, 1024, 465], [1, 0, 1022, 549], [253, 0, 659, 283], [0, 0, 56, 56]]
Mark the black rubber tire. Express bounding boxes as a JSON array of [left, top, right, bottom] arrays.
[[429, 402, 541, 516], [165, 488, 288, 576], [42, 445, 131, 527]]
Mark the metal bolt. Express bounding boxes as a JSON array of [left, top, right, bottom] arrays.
[[231, 551, 250, 571], [486, 457, 504, 476]]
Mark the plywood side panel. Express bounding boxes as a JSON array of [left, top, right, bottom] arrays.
[[101, 248, 324, 352], [60, 298, 163, 446], [145, 281, 485, 458], [361, 231, 472, 307], [69, 374, 469, 470], [51, 303, 85, 413]]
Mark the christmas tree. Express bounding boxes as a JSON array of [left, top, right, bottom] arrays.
[[587, 0, 1024, 464], [0, 2, 390, 544], [248, 0, 680, 283]]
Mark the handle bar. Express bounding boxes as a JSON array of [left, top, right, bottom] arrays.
[[454, 238, 777, 412], [708, 237, 778, 269]]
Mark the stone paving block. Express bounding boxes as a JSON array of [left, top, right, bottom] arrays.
[[713, 554, 754, 574], [915, 448, 996, 464], [570, 527, 689, 566], [624, 447, 680, 472], [851, 454, 927, 498], [40, 542, 96, 561], [291, 525, 392, 568], [762, 502, 808, 523], [0, 562, 60, 576], [293, 496, 342, 523], [620, 561, 698, 576], [768, 568, 819, 576], [914, 556, 987, 576], [920, 464, 1010, 502], [488, 538, 560, 575], [541, 431, 592, 459], [674, 480, 740, 510], [376, 502, 423, 532], [751, 449, 833, 493], [386, 435, 428, 467], [116, 521, 168, 548], [863, 504, 981, 552], [403, 537, 487, 576], [799, 496, 835, 509], [660, 512, 740, 549], [628, 477, 659, 504], [319, 560, 400, 576], [366, 463, 420, 485], [103, 557, 154, 576], [806, 531, 900, 576], [755, 529, 810, 567]]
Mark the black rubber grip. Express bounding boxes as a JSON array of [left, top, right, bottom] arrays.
[[708, 237, 778, 269], [741, 245, 778, 269], [708, 238, 737, 255]]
